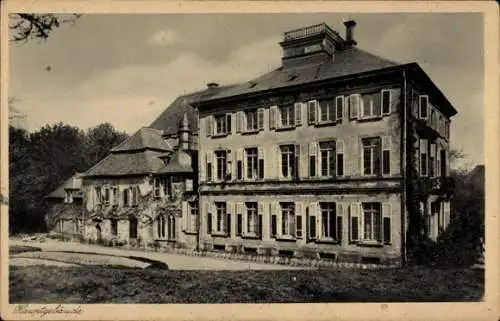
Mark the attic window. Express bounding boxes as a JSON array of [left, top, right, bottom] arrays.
[[287, 74, 298, 81]]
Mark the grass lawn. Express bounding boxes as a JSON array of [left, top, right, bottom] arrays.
[[10, 265, 483, 303]]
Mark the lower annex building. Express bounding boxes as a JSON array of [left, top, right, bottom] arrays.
[[45, 21, 456, 264]]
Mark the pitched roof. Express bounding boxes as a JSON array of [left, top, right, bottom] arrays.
[[84, 150, 166, 177], [46, 173, 84, 199], [157, 149, 194, 174], [111, 127, 172, 152], [148, 85, 238, 136], [197, 47, 399, 103]]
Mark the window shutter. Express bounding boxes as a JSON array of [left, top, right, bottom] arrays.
[[381, 89, 389, 115], [336, 96, 343, 122], [295, 202, 303, 238], [269, 105, 277, 129], [236, 111, 243, 133], [336, 140, 344, 177], [308, 202, 318, 240], [258, 108, 265, 130], [238, 202, 245, 234], [436, 147, 441, 177], [309, 142, 317, 177], [430, 143, 436, 176], [205, 202, 212, 235], [294, 144, 301, 181], [349, 203, 360, 242], [349, 94, 360, 120], [270, 202, 277, 238], [276, 202, 282, 237], [444, 201, 450, 227], [236, 213, 243, 236], [336, 203, 343, 241], [226, 212, 231, 236], [182, 201, 188, 231], [382, 202, 391, 244], [420, 139, 428, 176], [206, 116, 213, 137], [236, 149, 243, 180], [294, 102, 302, 126], [226, 114, 232, 134], [307, 100, 317, 125], [258, 146, 265, 179], [382, 136, 392, 176], [419, 95, 428, 120]]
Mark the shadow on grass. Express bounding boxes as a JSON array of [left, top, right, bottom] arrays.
[[9, 265, 484, 304]]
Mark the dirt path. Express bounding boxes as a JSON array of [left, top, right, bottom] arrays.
[[9, 239, 306, 270]]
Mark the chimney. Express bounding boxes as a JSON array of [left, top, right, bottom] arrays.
[[343, 20, 357, 47], [207, 82, 219, 89]]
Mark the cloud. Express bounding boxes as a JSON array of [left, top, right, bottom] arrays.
[[148, 29, 181, 47]]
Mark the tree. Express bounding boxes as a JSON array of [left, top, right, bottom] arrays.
[[9, 13, 81, 43], [84, 123, 129, 167]]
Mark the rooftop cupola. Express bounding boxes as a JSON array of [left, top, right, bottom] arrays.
[[279, 22, 348, 69]]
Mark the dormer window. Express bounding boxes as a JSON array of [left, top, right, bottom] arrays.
[[64, 191, 73, 204]]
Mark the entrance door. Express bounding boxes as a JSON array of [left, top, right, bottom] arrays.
[[129, 216, 138, 239]]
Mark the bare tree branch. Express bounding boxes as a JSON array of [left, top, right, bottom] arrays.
[[9, 14, 81, 43]]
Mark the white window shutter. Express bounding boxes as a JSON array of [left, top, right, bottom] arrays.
[[307, 100, 317, 125], [258, 108, 265, 130], [309, 142, 318, 177], [269, 105, 277, 129], [294, 102, 302, 126], [349, 94, 360, 120], [182, 201, 188, 231], [275, 202, 281, 237], [236, 111, 242, 133], [336, 96, 343, 121]]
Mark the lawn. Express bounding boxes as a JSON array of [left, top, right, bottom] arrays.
[[10, 265, 484, 303]]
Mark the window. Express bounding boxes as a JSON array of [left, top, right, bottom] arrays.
[[280, 145, 296, 179], [189, 201, 198, 216], [153, 179, 161, 198], [271, 214, 277, 238], [123, 189, 130, 207], [381, 89, 391, 115], [320, 202, 337, 239], [95, 187, 102, 204], [206, 153, 213, 182], [112, 187, 119, 206], [236, 213, 243, 236], [246, 109, 258, 131], [131, 187, 138, 206], [308, 100, 317, 124], [361, 93, 382, 118], [157, 215, 166, 238], [429, 154, 435, 177], [430, 109, 436, 129], [129, 216, 138, 239], [281, 202, 295, 237], [337, 140, 344, 176], [319, 100, 335, 122], [215, 202, 226, 233], [280, 105, 295, 127], [362, 138, 381, 176], [214, 114, 231, 135], [103, 188, 110, 206], [246, 202, 258, 234], [64, 191, 73, 204], [111, 219, 118, 237], [319, 141, 336, 177], [419, 95, 428, 119], [167, 215, 176, 241], [215, 150, 228, 180], [362, 202, 381, 242], [420, 139, 428, 176], [245, 148, 258, 179]]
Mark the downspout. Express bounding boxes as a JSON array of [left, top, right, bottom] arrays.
[[401, 70, 408, 266]]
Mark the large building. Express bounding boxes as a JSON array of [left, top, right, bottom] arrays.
[[193, 21, 456, 264], [45, 21, 456, 265]]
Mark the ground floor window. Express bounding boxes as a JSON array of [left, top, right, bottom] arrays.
[[362, 202, 381, 241], [167, 215, 176, 241], [281, 202, 295, 236], [157, 215, 166, 239], [246, 202, 258, 234], [215, 202, 226, 233], [320, 202, 337, 239]]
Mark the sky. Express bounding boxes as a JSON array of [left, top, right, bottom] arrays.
[[9, 13, 483, 168]]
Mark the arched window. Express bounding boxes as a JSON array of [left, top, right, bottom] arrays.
[[156, 215, 166, 239], [168, 215, 176, 240]]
